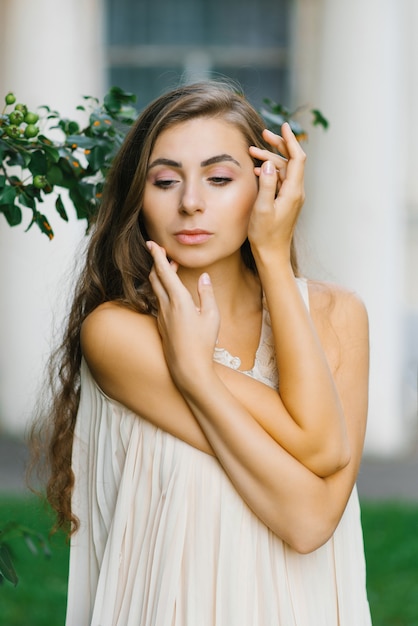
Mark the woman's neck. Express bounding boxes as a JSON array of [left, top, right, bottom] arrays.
[[177, 256, 262, 320]]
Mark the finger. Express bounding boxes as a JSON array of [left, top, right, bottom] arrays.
[[148, 265, 170, 305], [198, 273, 214, 310], [279, 122, 306, 187], [253, 164, 287, 184], [170, 259, 179, 273], [249, 144, 288, 169], [253, 160, 278, 211], [262, 128, 290, 159], [197, 273, 220, 331], [147, 241, 183, 301]]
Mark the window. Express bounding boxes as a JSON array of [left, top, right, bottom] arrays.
[[105, 0, 291, 111]]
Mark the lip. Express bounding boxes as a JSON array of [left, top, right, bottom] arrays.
[[174, 229, 213, 245]]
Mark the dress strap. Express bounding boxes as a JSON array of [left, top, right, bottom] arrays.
[[296, 277, 310, 311]]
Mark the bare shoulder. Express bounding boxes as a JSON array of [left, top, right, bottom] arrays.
[[81, 301, 211, 453], [307, 280, 369, 370], [81, 301, 163, 400], [307, 279, 368, 333], [81, 301, 157, 345], [81, 301, 160, 361]]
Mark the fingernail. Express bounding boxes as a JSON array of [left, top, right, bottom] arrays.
[[146, 241, 152, 250], [263, 160, 275, 175], [201, 272, 211, 285]]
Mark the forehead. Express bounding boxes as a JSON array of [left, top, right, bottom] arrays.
[[150, 117, 248, 159]]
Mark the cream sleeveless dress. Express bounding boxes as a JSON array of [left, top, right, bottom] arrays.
[[66, 279, 372, 626]]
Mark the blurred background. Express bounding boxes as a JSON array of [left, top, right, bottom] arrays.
[[0, 0, 417, 456], [0, 2, 418, 624]]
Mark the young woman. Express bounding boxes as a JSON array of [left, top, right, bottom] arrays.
[[34, 81, 371, 625]]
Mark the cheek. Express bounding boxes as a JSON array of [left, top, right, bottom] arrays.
[[238, 183, 258, 232], [239, 180, 258, 216], [141, 188, 162, 237]]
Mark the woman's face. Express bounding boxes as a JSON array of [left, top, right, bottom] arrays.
[[142, 116, 259, 269]]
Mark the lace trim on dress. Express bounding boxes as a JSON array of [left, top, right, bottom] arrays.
[[212, 279, 309, 391], [212, 305, 279, 390]]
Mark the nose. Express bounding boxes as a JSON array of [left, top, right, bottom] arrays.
[[179, 179, 205, 215]]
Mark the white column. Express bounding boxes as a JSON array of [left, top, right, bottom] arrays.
[[291, 0, 407, 454], [403, 0, 418, 433], [0, 0, 105, 435]]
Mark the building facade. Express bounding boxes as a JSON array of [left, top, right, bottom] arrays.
[[0, 0, 416, 455]]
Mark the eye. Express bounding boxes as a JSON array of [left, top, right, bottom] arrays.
[[208, 176, 232, 186], [153, 179, 178, 189]]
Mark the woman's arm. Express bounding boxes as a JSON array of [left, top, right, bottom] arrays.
[[247, 125, 350, 476], [81, 282, 356, 472], [144, 242, 369, 554], [81, 281, 368, 553]]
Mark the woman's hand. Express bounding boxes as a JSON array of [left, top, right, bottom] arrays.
[[147, 241, 220, 390], [248, 123, 306, 263]]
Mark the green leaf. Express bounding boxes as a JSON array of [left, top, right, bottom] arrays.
[[55, 118, 80, 135], [26, 210, 54, 239], [0, 202, 22, 226], [104, 86, 137, 114], [18, 190, 36, 210], [52, 157, 78, 189], [46, 164, 64, 186], [54, 153, 85, 184], [28, 150, 48, 176], [262, 98, 290, 117], [0, 138, 11, 160], [0, 175, 6, 189], [55, 195, 69, 221], [22, 184, 42, 201], [0, 184, 17, 205], [37, 137, 60, 163], [82, 94, 99, 105], [0, 544, 19, 586], [69, 183, 95, 221], [311, 109, 329, 130], [113, 106, 138, 125], [65, 134, 97, 150], [85, 145, 107, 171], [38, 104, 57, 114], [67, 121, 80, 135], [5, 150, 26, 168], [89, 111, 113, 135]]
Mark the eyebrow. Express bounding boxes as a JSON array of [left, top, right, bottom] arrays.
[[148, 154, 241, 170]]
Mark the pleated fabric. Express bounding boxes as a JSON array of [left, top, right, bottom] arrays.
[[66, 279, 372, 625]]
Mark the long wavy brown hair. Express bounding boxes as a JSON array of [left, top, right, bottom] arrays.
[[28, 80, 299, 535]]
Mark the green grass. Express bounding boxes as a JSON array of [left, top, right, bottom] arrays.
[[0, 494, 69, 626], [362, 502, 418, 626], [0, 495, 417, 625]]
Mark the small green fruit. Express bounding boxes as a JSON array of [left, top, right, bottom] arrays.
[[14, 103, 27, 115], [24, 124, 39, 138], [24, 111, 39, 125], [5, 92, 16, 105], [6, 125, 20, 138], [33, 175, 48, 189], [9, 110, 24, 125]]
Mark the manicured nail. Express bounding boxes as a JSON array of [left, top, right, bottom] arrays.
[[201, 272, 211, 285], [263, 160, 275, 175]]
